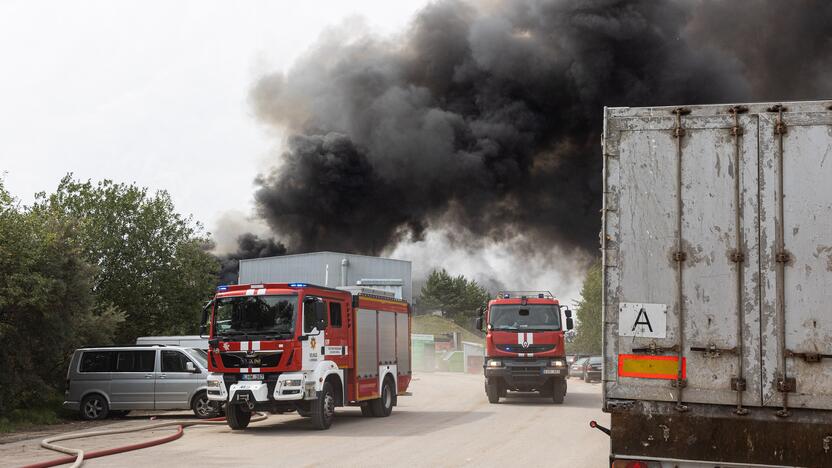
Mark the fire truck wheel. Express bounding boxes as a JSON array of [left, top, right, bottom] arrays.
[[551, 378, 566, 404], [369, 378, 395, 417], [81, 394, 109, 420], [296, 406, 312, 417], [227, 404, 252, 430], [311, 381, 336, 430], [360, 404, 373, 417], [485, 379, 500, 404]]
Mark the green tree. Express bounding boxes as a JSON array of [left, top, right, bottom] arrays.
[[0, 180, 123, 415], [570, 261, 602, 354], [418, 269, 490, 328], [33, 175, 219, 342]]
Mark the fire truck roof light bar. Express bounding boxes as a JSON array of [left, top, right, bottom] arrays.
[[497, 290, 554, 299]]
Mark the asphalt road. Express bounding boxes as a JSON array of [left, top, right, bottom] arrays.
[[2, 372, 610, 467]]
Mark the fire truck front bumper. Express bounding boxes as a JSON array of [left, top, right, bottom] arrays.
[[209, 372, 312, 403], [484, 358, 567, 387]]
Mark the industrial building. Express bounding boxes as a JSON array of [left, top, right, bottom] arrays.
[[238, 251, 412, 303]]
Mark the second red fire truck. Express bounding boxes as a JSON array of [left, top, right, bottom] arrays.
[[202, 283, 411, 430], [476, 290, 574, 403]]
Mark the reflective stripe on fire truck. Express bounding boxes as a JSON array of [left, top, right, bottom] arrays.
[[618, 354, 685, 380], [518, 332, 534, 357]]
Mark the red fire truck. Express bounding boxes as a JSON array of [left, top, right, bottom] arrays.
[[202, 283, 411, 430], [476, 291, 574, 403]]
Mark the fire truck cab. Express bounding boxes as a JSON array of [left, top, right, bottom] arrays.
[[202, 283, 411, 430], [476, 291, 573, 404]]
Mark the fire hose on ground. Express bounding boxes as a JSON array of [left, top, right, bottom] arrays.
[[21, 413, 268, 468]]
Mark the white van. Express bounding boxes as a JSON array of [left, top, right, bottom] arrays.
[[64, 345, 218, 420]]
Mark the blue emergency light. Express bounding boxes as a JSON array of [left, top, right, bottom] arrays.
[[216, 285, 229, 291], [289, 283, 307, 288]]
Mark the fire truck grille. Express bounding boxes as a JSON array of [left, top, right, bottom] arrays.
[[497, 344, 555, 353], [220, 353, 246, 368], [220, 352, 282, 368]]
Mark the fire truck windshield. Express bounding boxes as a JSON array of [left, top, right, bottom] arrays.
[[490, 304, 561, 331], [213, 294, 297, 338]]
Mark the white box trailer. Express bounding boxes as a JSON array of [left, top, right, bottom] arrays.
[[601, 100, 832, 467]]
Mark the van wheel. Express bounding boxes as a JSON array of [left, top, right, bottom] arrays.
[[81, 394, 109, 420], [226, 404, 251, 430], [370, 378, 395, 417], [311, 381, 336, 430], [192, 391, 218, 419]]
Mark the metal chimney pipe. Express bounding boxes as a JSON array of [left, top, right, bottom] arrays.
[[340, 258, 349, 286]]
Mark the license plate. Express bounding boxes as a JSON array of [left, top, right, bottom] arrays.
[[241, 373, 264, 381], [542, 369, 559, 375]]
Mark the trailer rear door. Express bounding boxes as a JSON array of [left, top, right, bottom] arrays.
[[603, 101, 832, 411], [759, 108, 832, 410]]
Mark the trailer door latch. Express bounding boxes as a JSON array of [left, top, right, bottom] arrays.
[[731, 377, 747, 391], [777, 377, 796, 393]]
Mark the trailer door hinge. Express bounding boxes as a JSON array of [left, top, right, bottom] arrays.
[[786, 350, 832, 363], [690, 344, 737, 358], [631, 343, 680, 355]]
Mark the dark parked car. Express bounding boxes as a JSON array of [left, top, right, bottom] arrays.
[[583, 356, 602, 382]]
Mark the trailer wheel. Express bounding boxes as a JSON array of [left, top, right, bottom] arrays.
[[310, 381, 336, 430], [485, 378, 500, 404], [226, 404, 252, 430], [552, 378, 566, 404], [369, 377, 394, 417]]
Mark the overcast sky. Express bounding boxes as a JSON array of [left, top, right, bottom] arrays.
[[0, 0, 427, 228]]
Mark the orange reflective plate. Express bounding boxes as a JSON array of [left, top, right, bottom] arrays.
[[618, 354, 685, 380]]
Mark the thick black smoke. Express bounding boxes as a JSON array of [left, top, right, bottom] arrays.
[[250, 0, 831, 256], [218, 233, 287, 284]]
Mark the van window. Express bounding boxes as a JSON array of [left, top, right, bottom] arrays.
[[329, 302, 342, 328], [162, 350, 193, 373], [115, 351, 156, 372], [80, 351, 115, 372]]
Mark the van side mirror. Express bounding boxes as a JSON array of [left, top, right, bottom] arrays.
[[186, 361, 197, 373], [566, 317, 574, 330], [477, 305, 485, 317], [475, 317, 483, 331]]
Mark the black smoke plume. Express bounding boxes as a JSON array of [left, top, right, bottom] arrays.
[[218, 233, 287, 284], [250, 0, 832, 256]]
